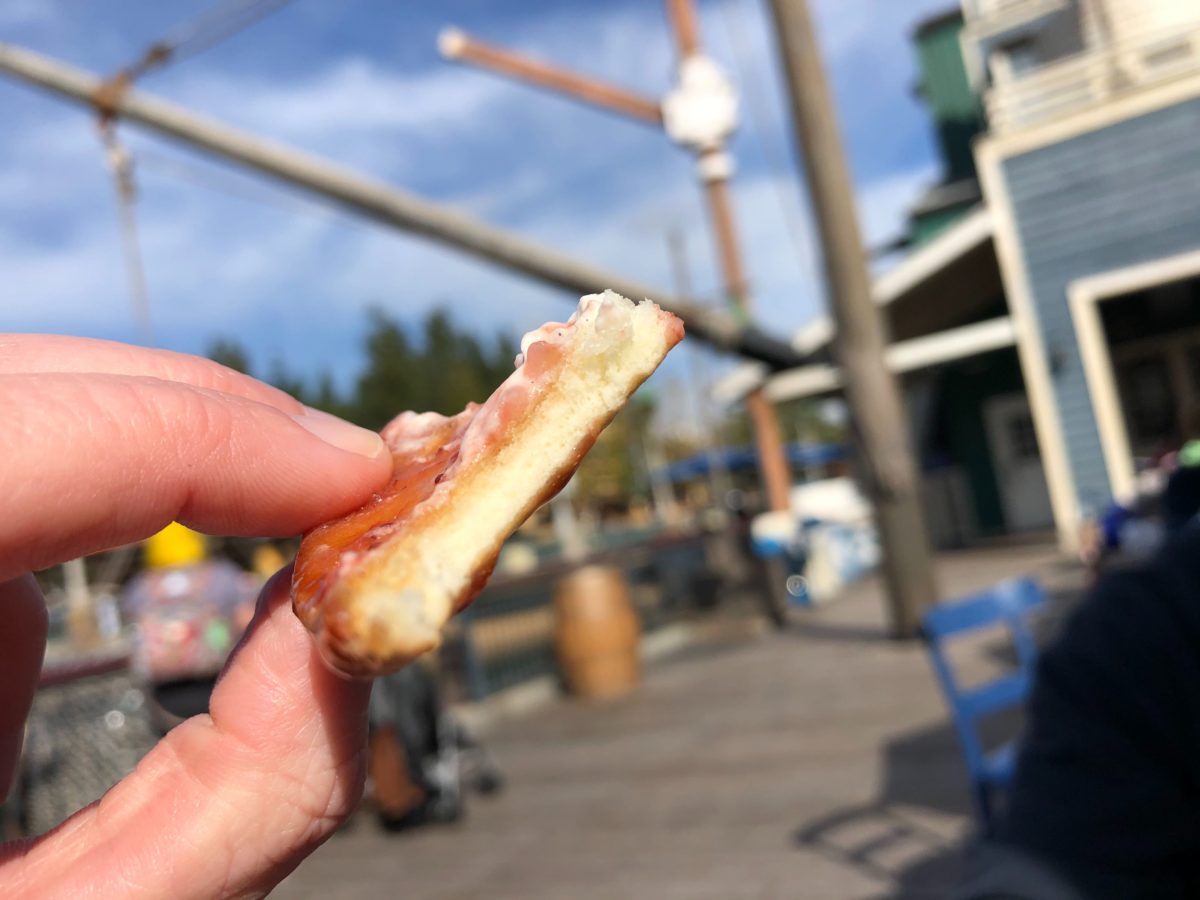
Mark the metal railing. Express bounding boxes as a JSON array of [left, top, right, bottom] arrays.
[[985, 20, 1200, 132], [17, 665, 158, 835], [964, 0, 1071, 37], [445, 530, 725, 701], [3, 529, 750, 839]]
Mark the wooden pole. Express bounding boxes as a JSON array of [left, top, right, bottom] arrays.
[[664, 3, 793, 512], [0, 41, 803, 369], [701, 174, 750, 303], [702, 169, 791, 512], [764, 0, 938, 635], [665, 0, 702, 56], [63, 557, 98, 648], [437, 11, 794, 511], [438, 29, 662, 125]]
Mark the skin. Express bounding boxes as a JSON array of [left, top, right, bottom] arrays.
[[0, 335, 394, 899]]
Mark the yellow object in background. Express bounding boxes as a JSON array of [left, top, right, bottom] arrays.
[[252, 543, 287, 580], [144, 522, 207, 569]]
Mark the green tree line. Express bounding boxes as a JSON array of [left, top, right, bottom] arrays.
[[208, 306, 520, 431], [207, 306, 659, 505]]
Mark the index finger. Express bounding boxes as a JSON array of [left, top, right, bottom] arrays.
[[0, 373, 391, 580], [0, 334, 304, 414]]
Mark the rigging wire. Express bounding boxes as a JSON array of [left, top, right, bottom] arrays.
[[117, 0, 296, 86], [99, 124, 155, 344], [716, 0, 815, 280], [136, 147, 337, 222], [91, 0, 296, 344]]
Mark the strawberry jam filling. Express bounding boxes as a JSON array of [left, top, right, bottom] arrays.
[[292, 335, 569, 619]]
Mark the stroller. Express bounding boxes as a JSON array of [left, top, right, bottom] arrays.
[[367, 661, 503, 831]]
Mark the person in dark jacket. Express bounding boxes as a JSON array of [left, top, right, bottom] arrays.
[[1162, 460, 1200, 535], [960, 524, 1200, 899]]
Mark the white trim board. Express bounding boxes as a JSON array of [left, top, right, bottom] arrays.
[[711, 360, 769, 406], [787, 207, 994, 355], [873, 207, 994, 307], [1068, 247, 1200, 503], [712, 209, 998, 405], [980, 70, 1200, 160], [763, 317, 1018, 403]]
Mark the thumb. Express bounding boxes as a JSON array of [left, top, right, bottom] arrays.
[[4, 567, 371, 899], [0, 576, 48, 802]]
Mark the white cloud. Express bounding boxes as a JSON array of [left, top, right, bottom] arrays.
[[515, 157, 935, 331], [0, 128, 934, 395], [175, 58, 506, 140], [2, 0, 947, 397]]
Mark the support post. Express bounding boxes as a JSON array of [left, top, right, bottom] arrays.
[[764, 0, 939, 635], [0, 41, 801, 369]]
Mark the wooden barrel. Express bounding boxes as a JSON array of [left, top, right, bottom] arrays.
[[553, 566, 641, 699]]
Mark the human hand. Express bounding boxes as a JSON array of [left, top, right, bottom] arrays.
[[0, 334, 393, 898]]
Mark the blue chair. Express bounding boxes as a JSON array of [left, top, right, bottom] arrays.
[[922, 577, 1047, 834]]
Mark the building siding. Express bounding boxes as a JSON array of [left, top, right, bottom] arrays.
[[1002, 97, 1200, 511]]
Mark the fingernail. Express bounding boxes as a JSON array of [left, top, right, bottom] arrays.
[[291, 407, 385, 459]]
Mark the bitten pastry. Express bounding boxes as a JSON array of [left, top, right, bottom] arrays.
[[292, 291, 684, 677]]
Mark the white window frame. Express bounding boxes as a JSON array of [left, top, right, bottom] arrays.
[[1067, 248, 1200, 501]]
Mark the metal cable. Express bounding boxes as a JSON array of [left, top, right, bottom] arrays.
[[717, 0, 815, 278], [136, 147, 337, 221], [99, 123, 155, 344], [88, 0, 296, 344], [155, 0, 296, 66]]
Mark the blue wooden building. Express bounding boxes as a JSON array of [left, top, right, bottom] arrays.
[[970, 0, 1200, 549], [722, 0, 1200, 552]]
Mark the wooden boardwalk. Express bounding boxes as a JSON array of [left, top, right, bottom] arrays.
[[274, 542, 1082, 899]]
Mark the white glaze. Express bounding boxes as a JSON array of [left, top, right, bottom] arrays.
[[379, 291, 641, 484]]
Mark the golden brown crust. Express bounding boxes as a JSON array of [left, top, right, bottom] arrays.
[[297, 397, 614, 677], [292, 295, 682, 677]]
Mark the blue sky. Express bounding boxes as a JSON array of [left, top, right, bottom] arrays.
[[1, 0, 954, 422]]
